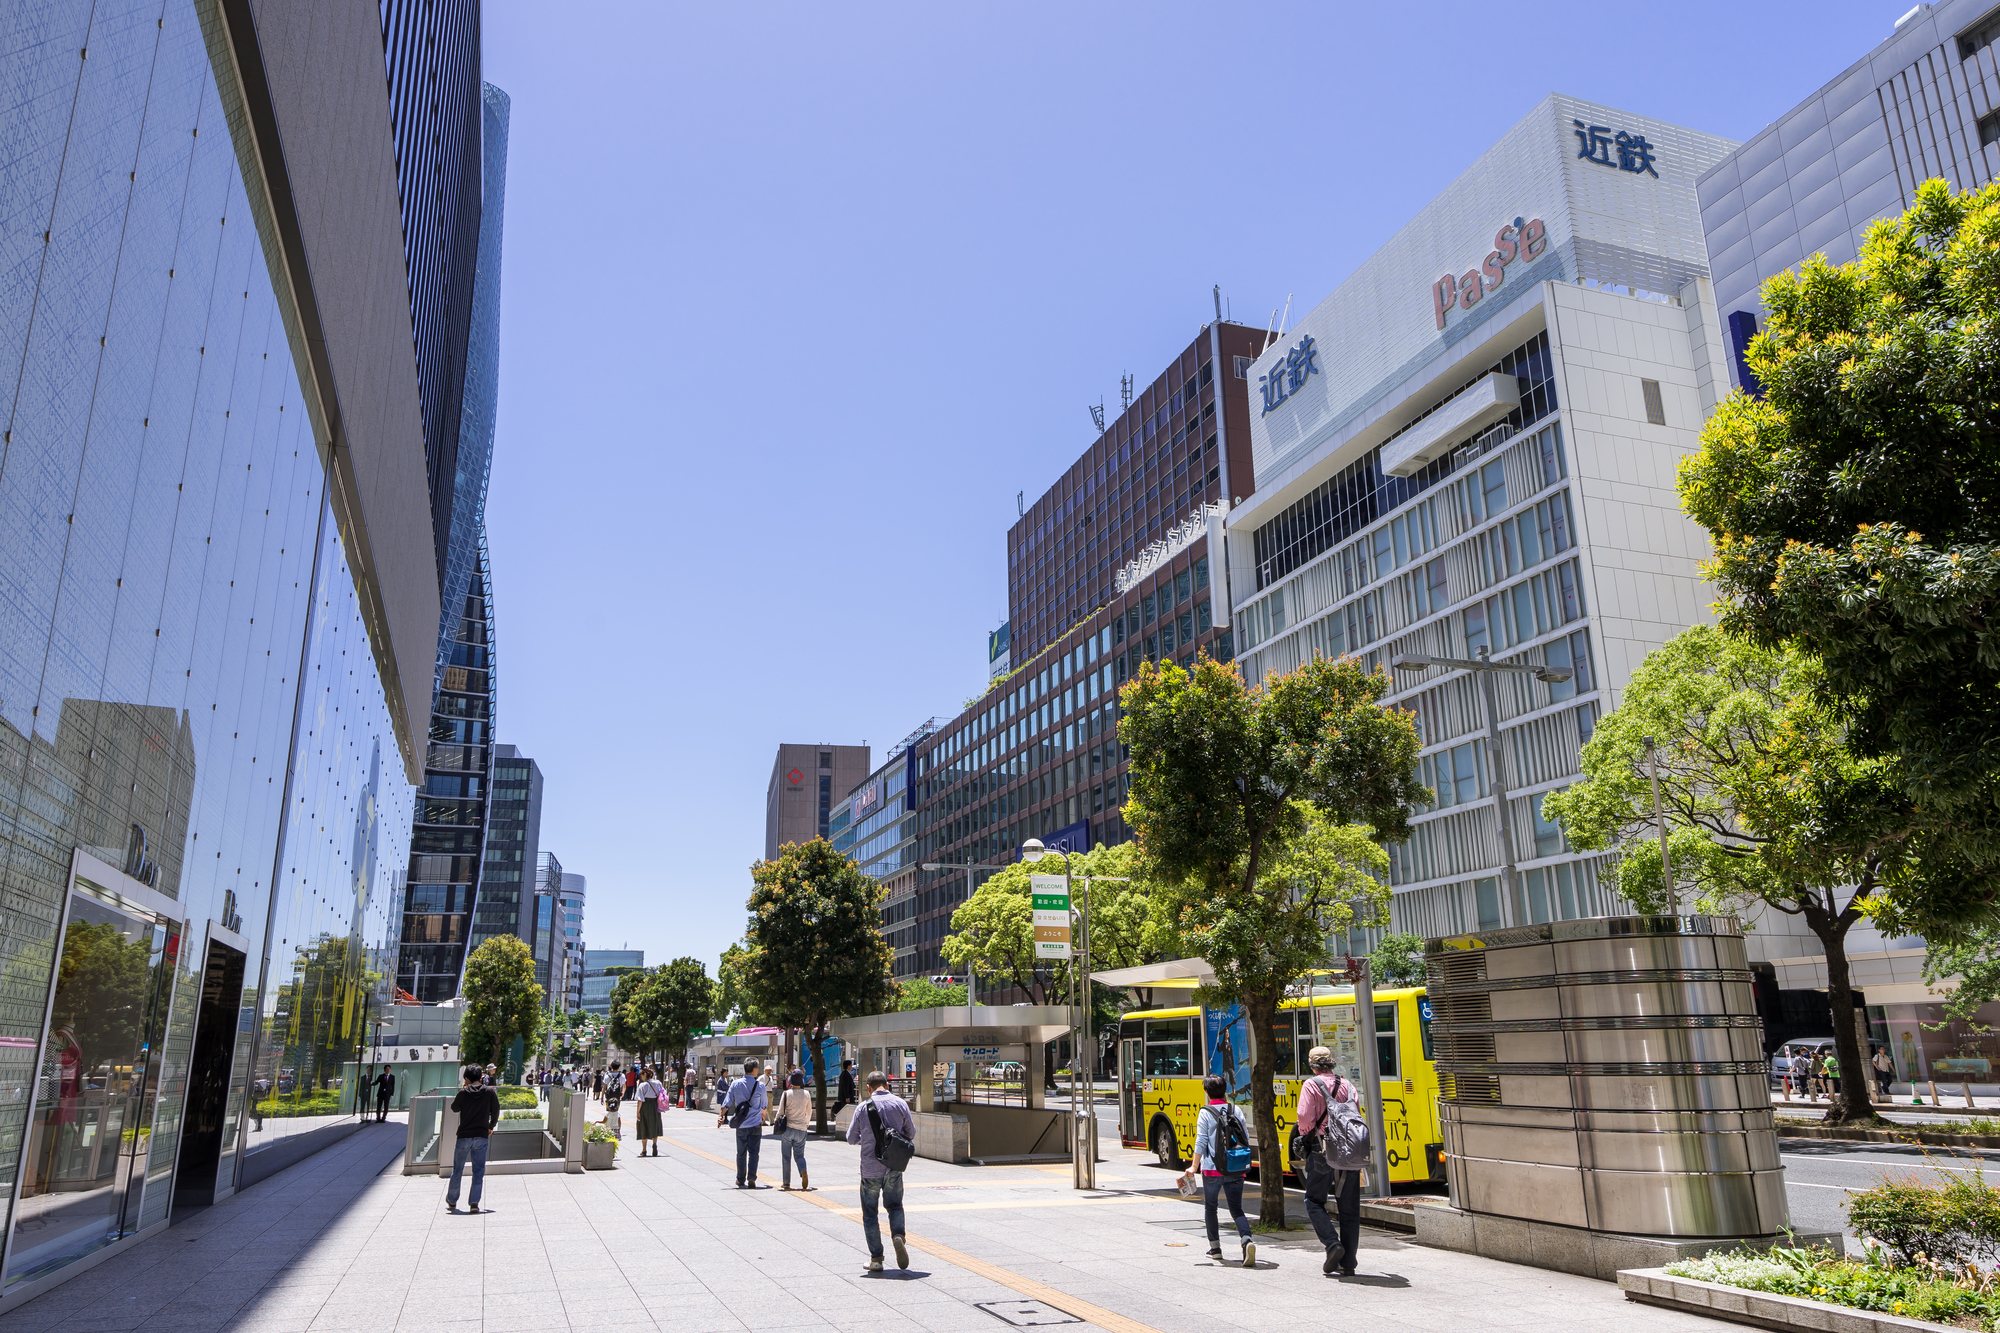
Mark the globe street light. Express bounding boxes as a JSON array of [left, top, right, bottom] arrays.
[[1389, 647, 1572, 928]]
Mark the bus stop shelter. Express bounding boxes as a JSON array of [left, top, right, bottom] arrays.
[[829, 1005, 1077, 1164]]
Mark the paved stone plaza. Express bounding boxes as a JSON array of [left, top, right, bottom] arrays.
[[1, 1108, 1746, 1333]]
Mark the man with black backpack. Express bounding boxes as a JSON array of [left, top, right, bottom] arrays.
[[1296, 1046, 1365, 1276], [844, 1069, 915, 1272]]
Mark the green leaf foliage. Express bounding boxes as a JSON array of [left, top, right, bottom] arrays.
[[1369, 932, 1428, 989], [624, 958, 718, 1066], [896, 976, 968, 1010], [1540, 624, 1926, 1124], [942, 841, 1159, 1006], [459, 936, 543, 1067], [1677, 177, 2000, 890], [741, 838, 896, 1132], [1120, 653, 1417, 1226]]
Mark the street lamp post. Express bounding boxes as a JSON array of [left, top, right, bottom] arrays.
[[919, 859, 1016, 1009], [1390, 648, 1572, 928], [1020, 837, 1127, 1191]]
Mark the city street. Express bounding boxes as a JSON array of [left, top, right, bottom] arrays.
[[2, 1106, 1749, 1333]]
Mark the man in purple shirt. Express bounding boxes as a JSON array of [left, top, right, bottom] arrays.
[[844, 1070, 913, 1271]]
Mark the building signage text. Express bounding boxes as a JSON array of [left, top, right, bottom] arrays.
[[1258, 333, 1321, 416], [853, 781, 880, 819], [1031, 874, 1072, 960], [1431, 216, 1547, 330], [1573, 119, 1658, 178]]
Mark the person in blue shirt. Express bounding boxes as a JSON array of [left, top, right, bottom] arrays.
[[716, 1059, 768, 1187], [1183, 1073, 1254, 1268]]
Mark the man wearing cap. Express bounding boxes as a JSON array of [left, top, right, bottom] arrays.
[[1296, 1046, 1362, 1277]]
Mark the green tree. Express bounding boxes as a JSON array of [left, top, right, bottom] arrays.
[[1677, 178, 2000, 904], [897, 976, 968, 1010], [1369, 932, 1428, 989], [942, 841, 1159, 1004], [629, 958, 718, 1067], [460, 936, 544, 1071], [715, 942, 759, 1026], [1542, 625, 1926, 1125], [605, 968, 647, 1060], [741, 839, 895, 1134], [1122, 654, 1419, 1225]]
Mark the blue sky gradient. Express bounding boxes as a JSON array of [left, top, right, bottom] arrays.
[[480, 0, 1899, 980]]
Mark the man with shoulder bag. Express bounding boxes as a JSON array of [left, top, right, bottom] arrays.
[[844, 1070, 915, 1272], [1295, 1046, 1366, 1276], [717, 1059, 769, 1187]]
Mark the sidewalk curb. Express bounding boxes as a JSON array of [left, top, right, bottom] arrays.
[[1619, 1267, 1964, 1333], [1778, 1124, 2000, 1150]]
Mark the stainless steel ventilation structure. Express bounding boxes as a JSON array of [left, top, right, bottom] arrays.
[[1426, 916, 1786, 1238]]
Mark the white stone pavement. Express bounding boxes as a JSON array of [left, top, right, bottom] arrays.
[[0, 1104, 1747, 1333]]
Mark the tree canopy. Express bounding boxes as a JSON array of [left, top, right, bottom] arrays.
[[741, 838, 895, 1131], [626, 957, 718, 1065], [1121, 654, 1418, 1224], [460, 935, 543, 1073], [942, 840, 1158, 1005], [1677, 178, 2000, 913], [1369, 932, 1428, 989], [896, 976, 968, 1010], [1542, 624, 1923, 1123]]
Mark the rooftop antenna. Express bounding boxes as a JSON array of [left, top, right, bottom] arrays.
[[1263, 307, 1280, 351], [1016, 489, 1025, 517], [1119, 373, 1133, 413], [1277, 293, 1293, 340], [1214, 284, 1223, 324], [1088, 401, 1105, 433]]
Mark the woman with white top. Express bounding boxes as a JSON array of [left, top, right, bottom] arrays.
[[776, 1070, 813, 1190], [634, 1065, 666, 1157]]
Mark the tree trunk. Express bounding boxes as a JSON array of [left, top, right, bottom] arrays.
[[1808, 909, 1875, 1126], [1244, 987, 1285, 1229]]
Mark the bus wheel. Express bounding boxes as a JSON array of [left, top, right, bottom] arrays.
[[1152, 1120, 1182, 1170]]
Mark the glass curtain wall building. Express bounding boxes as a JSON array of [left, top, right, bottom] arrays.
[[891, 324, 1265, 984], [1227, 94, 1736, 939], [830, 721, 937, 977], [531, 850, 563, 996], [557, 873, 586, 1013], [0, 0, 457, 1305], [582, 949, 643, 1017], [470, 746, 543, 960], [395, 82, 508, 1002]]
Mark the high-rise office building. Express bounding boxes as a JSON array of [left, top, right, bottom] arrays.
[[1697, 1, 2000, 395], [395, 81, 509, 1002], [828, 721, 942, 946], [531, 851, 564, 996], [468, 745, 545, 963], [583, 949, 645, 1017], [558, 873, 587, 1014], [890, 322, 1265, 981], [764, 743, 871, 860], [1227, 95, 1734, 941], [0, 0, 471, 1305]]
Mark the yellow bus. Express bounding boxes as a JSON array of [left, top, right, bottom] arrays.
[[1115, 986, 1446, 1185]]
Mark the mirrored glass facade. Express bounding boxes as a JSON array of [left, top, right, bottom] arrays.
[[0, 0, 433, 1300]]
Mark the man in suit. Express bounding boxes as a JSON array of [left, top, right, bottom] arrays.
[[374, 1066, 396, 1122], [834, 1060, 857, 1116]]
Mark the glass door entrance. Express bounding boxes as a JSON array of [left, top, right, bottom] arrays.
[[5, 886, 182, 1288], [1120, 1038, 1143, 1141]]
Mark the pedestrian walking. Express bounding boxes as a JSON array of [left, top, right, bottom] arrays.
[[1296, 1047, 1362, 1277], [719, 1059, 768, 1187], [681, 1064, 696, 1108], [845, 1070, 913, 1272], [1806, 1052, 1826, 1101], [374, 1065, 396, 1123], [482, 1063, 497, 1087], [834, 1060, 856, 1116], [1825, 1050, 1842, 1098], [592, 1068, 603, 1100], [777, 1071, 812, 1191], [447, 1063, 500, 1214], [1873, 1046, 1895, 1101], [1181, 1073, 1254, 1269], [604, 1062, 623, 1110], [634, 1065, 666, 1156]]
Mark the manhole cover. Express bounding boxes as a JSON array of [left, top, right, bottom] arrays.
[[975, 1300, 1084, 1327]]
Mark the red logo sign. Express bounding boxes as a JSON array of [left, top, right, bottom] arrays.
[[787, 768, 803, 786], [1431, 216, 1547, 330]]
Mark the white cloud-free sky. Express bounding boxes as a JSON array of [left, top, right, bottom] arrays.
[[480, 0, 1898, 978]]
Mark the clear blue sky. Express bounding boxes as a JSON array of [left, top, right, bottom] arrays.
[[480, 0, 1897, 979]]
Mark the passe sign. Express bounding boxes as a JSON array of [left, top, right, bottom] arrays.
[[1430, 215, 1548, 330]]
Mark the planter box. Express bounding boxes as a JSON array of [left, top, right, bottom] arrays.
[[583, 1140, 616, 1170], [1620, 1267, 1963, 1333]]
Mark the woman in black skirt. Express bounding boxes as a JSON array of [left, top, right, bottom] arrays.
[[634, 1065, 666, 1156]]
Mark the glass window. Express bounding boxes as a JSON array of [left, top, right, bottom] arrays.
[[1391, 516, 1409, 569], [1539, 423, 1567, 486], [1374, 1003, 1400, 1078], [1465, 601, 1489, 656], [1452, 743, 1483, 805], [1193, 557, 1208, 591], [1142, 594, 1156, 625], [1269, 1013, 1298, 1076], [1174, 570, 1191, 605], [1482, 460, 1507, 516], [1545, 636, 1576, 702], [1475, 877, 1502, 929], [1145, 1018, 1193, 1076], [1372, 527, 1393, 579], [1195, 600, 1211, 634], [1533, 791, 1565, 858], [1178, 612, 1194, 645]]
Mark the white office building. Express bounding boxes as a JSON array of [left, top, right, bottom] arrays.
[[1226, 94, 1737, 938]]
